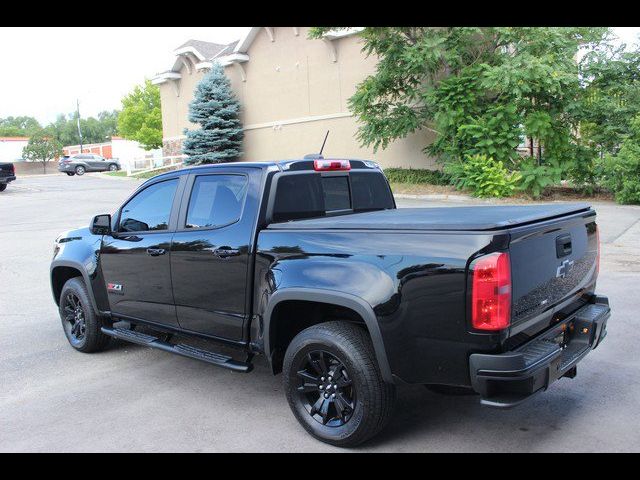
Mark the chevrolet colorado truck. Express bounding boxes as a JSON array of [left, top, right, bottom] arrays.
[[50, 158, 610, 446], [0, 162, 16, 191]]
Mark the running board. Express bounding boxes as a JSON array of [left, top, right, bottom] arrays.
[[101, 326, 252, 373]]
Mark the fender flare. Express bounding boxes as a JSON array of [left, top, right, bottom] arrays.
[[50, 260, 101, 315], [263, 288, 394, 384]]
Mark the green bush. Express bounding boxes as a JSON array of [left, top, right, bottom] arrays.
[[516, 157, 563, 198], [444, 154, 521, 198], [599, 142, 640, 204], [384, 168, 450, 185]]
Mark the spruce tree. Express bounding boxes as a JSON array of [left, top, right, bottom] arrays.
[[182, 62, 243, 164]]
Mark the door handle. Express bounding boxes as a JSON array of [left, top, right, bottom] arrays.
[[213, 247, 240, 258], [146, 248, 166, 256]]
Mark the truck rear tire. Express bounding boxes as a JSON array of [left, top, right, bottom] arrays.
[[59, 277, 110, 353], [283, 321, 396, 447], [0, 184, 6, 191]]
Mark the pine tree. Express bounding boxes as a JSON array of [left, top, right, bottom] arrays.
[[182, 62, 243, 164]]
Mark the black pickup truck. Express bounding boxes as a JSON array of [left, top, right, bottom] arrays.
[[0, 162, 16, 191], [50, 158, 610, 446]]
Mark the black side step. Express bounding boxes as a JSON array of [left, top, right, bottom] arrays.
[[101, 326, 252, 373]]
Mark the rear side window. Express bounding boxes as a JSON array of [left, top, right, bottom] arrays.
[[186, 175, 248, 229], [322, 176, 351, 211], [272, 174, 324, 222], [272, 171, 393, 222], [119, 179, 178, 232], [350, 172, 394, 212]]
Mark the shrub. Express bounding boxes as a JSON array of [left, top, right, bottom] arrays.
[[383, 168, 449, 185], [516, 157, 564, 198], [599, 142, 640, 204], [444, 154, 520, 198]]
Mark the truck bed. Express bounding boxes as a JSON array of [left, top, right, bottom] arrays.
[[267, 203, 592, 231]]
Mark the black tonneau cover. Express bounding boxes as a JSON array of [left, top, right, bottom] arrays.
[[268, 203, 592, 231]]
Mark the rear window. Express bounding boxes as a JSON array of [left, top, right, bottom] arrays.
[[272, 171, 393, 223]]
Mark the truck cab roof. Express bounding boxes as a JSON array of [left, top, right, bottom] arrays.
[[146, 158, 381, 184]]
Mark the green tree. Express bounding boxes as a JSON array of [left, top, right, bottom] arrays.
[[182, 63, 243, 164], [0, 116, 42, 136], [599, 115, 640, 204], [22, 131, 63, 173], [576, 44, 640, 156], [45, 110, 120, 147], [309, 27, 608, 169], [118, 80, 162, 150]]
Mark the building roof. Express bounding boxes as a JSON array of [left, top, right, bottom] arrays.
[[152, 28, 363, 85], [175, 39, 230, 61]]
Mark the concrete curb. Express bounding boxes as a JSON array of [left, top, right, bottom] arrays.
[[394, 193, 482, 203]]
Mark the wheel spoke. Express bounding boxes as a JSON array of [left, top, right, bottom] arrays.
[[67, 294, 77, 309], [333, 394, 346, 419], [319, 396, 330, 424], [307, 353, 323, 376], [317, 352, 329, 375], [310, 396, 325, 416], [297, 370, 320, 384], [336, 377, 352, 388], [336, 392, 353, 414]]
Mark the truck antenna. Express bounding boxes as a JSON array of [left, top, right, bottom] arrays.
[[319, 130, 329, 157]]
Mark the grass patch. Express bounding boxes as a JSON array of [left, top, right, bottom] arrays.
[[105, 165, 181, 180], [384, 168, 449, 185]]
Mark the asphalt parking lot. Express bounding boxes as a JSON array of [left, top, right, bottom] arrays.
[[1, 173, 639, 452]]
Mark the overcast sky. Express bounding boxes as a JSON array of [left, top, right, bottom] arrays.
[[0, 27, 638, 126]]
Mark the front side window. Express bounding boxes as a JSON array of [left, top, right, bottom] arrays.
[[185, 175, 248, 229], [119, 179, 178, 232]]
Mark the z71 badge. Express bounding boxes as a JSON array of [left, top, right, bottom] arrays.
[[107, 283, 124, 295]]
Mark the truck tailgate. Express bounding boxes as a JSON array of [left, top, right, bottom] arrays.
[[508, 208, 599, 339]]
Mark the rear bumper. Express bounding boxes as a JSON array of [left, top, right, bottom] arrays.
[[58, 164, 74, 172], [0, 175, 16, 183], [469, 296, 610, 408]]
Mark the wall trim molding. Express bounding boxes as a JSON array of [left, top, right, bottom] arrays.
[[243, 112, 353, 131], [163, 135, 187, 142], [163, 112, 355, 141]]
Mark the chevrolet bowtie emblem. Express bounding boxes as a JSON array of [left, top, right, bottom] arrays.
[[556, 259, 575, 279]]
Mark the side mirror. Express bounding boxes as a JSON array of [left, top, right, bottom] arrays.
[[90, 214, 112, 235]]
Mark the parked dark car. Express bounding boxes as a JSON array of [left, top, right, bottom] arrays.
[[0, 162, 16, 191], [59, 154, 120, 176], [50, 158, 610, 446]]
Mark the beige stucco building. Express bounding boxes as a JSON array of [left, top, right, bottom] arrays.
[[152, 27, 438, 169]]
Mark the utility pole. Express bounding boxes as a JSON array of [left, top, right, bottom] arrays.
[[76, 99, 83, 153]]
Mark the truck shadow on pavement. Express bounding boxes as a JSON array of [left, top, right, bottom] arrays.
[[103, 335, 584, 452]]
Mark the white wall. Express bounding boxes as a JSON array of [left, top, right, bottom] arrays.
[[0, 139, 28, 162], [111, 139, 162, 171]]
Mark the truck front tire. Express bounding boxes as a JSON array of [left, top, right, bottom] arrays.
[[283, 321, 396, 447], [0, 184, 6, 192], [59, 277, 110, 353]]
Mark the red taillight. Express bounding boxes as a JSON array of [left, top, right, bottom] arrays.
[[595, 225, 600, 277], [313, 159, 351, 171], [471, 252, 511, 331]]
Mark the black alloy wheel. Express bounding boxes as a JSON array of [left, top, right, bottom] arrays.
[[61, 292, 86, 346], [296, 350, 356, 427]]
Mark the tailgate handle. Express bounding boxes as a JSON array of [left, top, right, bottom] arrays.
[[556, 234, 572, 258]]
